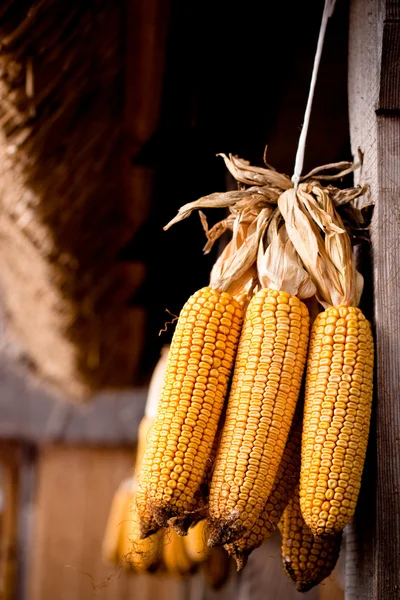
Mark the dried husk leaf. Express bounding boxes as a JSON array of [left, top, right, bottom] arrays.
[[329, 184, 368, 208], [164, 188, 272, 231], [313, 186, 363, 307], [278, 184, 363, 308], [218, 154, 292, 192], [163, 153, 366, 310], [164, 157, 366, 233], [210, 206, 272, 298], [199, 211, 234, 254], [257, 217, 316, 299], [300, 160, 360, 181]]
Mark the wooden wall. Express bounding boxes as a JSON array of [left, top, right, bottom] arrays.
[[347, 0, 400, 598], [27, 445, 184, 600], [20, 445, 343, 600]]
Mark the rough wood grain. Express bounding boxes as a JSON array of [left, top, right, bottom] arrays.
[[0, 443, 21, 600], [348, 0, 400, 598], [379, 23, 400, 111], [27, 446, 185, 600]]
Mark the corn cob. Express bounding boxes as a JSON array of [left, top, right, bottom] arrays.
[[103, 478, 162, 572], [136, 416, 155, 473], [137, 287, 243, 534], [300, 306, 374, 537], [102, 479, 132, 566], [184, 520, 210, 564], [225, 404, 302, 570], [134, 416, 160, 537], [121, 498, 162, 573], [202, 546, 231, 590], [209, 288, 309, 545], [162, 530, 196, 576], [280, 485, 342, 592], [169, 407, 223, 535]]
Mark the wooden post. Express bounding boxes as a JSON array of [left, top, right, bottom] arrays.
[[0, 443, 21, 600], [347, 0, 400, 598]]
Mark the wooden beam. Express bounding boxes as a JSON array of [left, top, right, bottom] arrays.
[[0, 355, 146, 444], [347, 0, 400, 598]]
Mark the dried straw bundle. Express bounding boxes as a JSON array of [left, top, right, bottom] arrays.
[[0, 1, 143, 398]]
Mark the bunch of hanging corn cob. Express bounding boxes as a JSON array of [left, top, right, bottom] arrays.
[[102, 473, 222, 577], [102, 350, 231, 587], [130, 154, 372, 593]]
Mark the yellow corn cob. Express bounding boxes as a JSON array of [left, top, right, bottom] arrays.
[[225, 405, 302, 570], [137, 287, 243, 534], [120, 495, 162, 573], [102, 479, 132, 566], [169, 411, 222, 535], [184, 520, 210, 563], [300, 306, 374, 537], [209, 288, 309, 545], [162, 530, 196, 576], [280, 485, 342, 592], [202, 546, 231, 590], [133, 416, 160, 537], [103, 477, 162, 572]]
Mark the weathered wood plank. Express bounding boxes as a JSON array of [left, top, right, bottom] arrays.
[[27, 446, 186, 600], [379, 22, 400, 111], [348, 0, 400, 598], [0, 443, 21, 600]]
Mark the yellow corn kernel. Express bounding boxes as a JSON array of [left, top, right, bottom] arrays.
[[137, 287, 243, 534], [208, 288, 309, 545], [136, 416, 155, 475], [169, 412, 223, 535], [300, 306, 374, 537], [280, 485, 342, 592], [225, 404, 303, 570]]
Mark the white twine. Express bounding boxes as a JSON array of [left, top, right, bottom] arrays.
[[292, 0, 337, 189]]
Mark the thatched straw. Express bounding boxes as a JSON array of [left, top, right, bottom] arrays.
[[0, 1, 143, 398]]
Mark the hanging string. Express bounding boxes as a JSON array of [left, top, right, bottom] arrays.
[[292, 0, 337, 189]]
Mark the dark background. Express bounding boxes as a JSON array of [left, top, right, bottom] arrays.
[[125, 0, 351, 379]]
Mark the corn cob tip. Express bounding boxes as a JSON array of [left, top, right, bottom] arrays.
[[296, 582, 317, 594], [207, 518, 245, 547], [281, 562, 316, 593], [232, 551, 249, 572], [139, 518, 160, 540], [202, 546, 231, 590]]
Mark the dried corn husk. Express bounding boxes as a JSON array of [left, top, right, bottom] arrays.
[[217, 153, 292, 192], [278, 183, 364, 307], [209, 207, 272, 301], [257, 215, 316, 300]]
